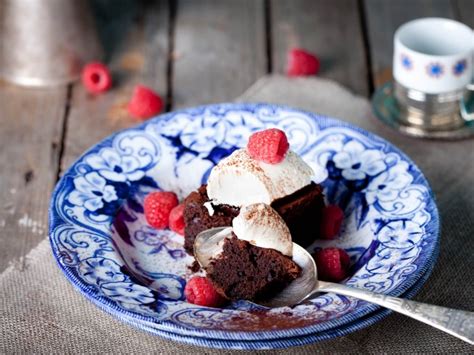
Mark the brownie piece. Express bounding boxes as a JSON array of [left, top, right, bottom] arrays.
[[183, 185, 239, 254], [183, 183, 325, 254], [206, 234, 301, 301], [271, 182, 325, 248]]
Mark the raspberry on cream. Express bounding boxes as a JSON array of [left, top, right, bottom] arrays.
[[232, 203, 293, 257], [247, 128, 289, 164], [206, 148, 313, 207]]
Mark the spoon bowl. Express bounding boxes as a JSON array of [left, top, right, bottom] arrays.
[[194, 226, 319, 308]]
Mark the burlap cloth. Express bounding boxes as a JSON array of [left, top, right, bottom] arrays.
[[1, 75, 473, 354]]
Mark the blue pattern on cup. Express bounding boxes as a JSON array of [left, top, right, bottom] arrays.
[[426, 62, 444, 78], [401, 54, 413, 70], [453, 59, 467, 76]]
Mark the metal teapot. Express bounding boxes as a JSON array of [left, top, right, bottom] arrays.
[[0, 0, 103, 87]]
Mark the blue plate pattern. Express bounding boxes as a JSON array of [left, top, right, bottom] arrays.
[[79, 231, 439, 350], [49, 103, 439, 343]]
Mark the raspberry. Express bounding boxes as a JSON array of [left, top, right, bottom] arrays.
[[287, 48, 320, 76], [81, 62, 112, 94], [128, 85, 163, 119], [184, 276, 226, 307], [314, 248, 350, 282], [247, 128, 289, 164], [169, 203, 185, 236], [320, 205, 344, 239], [144, 191, 178, 229]]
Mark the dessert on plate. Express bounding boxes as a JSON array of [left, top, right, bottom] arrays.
[[144, 128, 347, 306], [183, 129, 325, 254], [206, 203, 301, 301]]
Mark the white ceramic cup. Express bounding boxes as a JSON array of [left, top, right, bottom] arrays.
[[394, 17, 473, 94]]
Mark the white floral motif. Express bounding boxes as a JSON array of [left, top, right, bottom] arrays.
[[101, 281, 155, 304], [85, 148, 146, 182], [67, 172, 117, 211], [333, 140, 386, 180], [180, 113, 226, 154], [377, 220, 423, 249], [79, 258, 126, 286], [366, 246, 420, 274], [119, 301, 166, 316], [224, 111, 265, 147], [156, 114, 191, 136], [365, 161, 413, 204]]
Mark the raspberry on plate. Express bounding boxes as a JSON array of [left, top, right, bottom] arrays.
[[169, 203, 185, 236], [313, 248, 350, 282], [320, 205, 344, 239], [287, 48, 320, 76], [184, 276, 226, 307], [247, 128, 289, 164], [81, 62, 112, 94], [128, 85, 163, 119], [144, 191, 178, 229]]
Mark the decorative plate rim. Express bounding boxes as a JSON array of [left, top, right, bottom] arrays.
[[59, 239, 439, 350], [49, 102, 440, 341]]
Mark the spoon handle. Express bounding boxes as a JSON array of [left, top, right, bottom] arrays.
[[317, 281, 474, 345]]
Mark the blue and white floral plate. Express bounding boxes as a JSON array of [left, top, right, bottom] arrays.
[[49, 103, 439, 349], [93, 253, 438, 350]]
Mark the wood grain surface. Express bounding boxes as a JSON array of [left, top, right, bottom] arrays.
[[172, 0, 267, 109], [0, 84, 68, 271], [271, 0, 369, 96], [454, 0, 474, 26]]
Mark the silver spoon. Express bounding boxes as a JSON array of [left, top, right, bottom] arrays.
[[194, 227, 474, 345]]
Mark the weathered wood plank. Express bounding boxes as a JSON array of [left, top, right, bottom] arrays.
[[363, 0, 455, 87], [271, 0, 369, 97], [453, 0, 474, 26], [172, 0, 266, 109], [0, 83, 68, 272], [61, 0, 170, 171]]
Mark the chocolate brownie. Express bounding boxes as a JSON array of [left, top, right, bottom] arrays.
[[183, 183, 324, 254], [183, 185, 239, 254], [206, 234, 301, 301], [271, 182, 325, 247]]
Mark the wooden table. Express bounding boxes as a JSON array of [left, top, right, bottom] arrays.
[[1, 0, 473, 273]]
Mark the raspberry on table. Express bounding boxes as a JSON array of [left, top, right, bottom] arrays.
[[184, 276, 226, 307], [81, 62, 112, 94], [313, 247, 350, 282], [320, 205, 344, 239], [287, 48, 320, 76], [169, 203, 185, 236], [144, 191, 178, 229], [247, 128, 289, 164], [128, 85, 163, 119]]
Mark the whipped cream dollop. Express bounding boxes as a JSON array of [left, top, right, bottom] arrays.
[[232, 203, 293, 256], [207, 149, 313, 207]]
